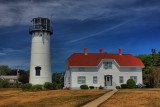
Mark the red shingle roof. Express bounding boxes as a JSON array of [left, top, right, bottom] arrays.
[[68, 53, 144, 67]]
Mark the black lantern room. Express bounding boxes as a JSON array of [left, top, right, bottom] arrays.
[[29, 17, 53, 35]]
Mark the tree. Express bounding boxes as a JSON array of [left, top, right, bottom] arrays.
[[152, 49, 158, 66], [0, 65, 11, 75], [152, 67, 160, 85], [0, 79, 10, 88], [18, 70, 29, 83], [9, 69, 29, 83], [137, 54, 153, 68], [143, 68, 154, 88], [156, 51, 160, 67], [52, 72, 64, 89]]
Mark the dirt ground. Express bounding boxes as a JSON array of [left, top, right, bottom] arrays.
[[0, 88, 109, 107], [99, 89, 160, 107]]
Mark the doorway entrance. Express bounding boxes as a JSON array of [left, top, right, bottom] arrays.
[[105, 75, 112, 86]]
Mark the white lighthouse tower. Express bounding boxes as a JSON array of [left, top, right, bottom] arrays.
[[29, 17, 53, 84]]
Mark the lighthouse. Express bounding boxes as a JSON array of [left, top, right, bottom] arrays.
[[29, 17, 53, 84]]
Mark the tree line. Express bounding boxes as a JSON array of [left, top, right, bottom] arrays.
[[0, 66, 64, 88], [137, 49, 160, 88], [1, 48, 160, 88]]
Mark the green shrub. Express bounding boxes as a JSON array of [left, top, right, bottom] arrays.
[[89, 86, 94, 89], [20, 84, 26, 89], [0, 83, 3, 88], [154, 84, 160, 88], [44, 82, 52, 89], [121, 84, 128, 89], [0, 80, 10, 88], [31, 84, 43, 90], [10, 85, 17, 88], [80, 85, 89, 89], [99, 85, 104, 89], [44, 82, 57, 90], [25, 83, 32, 89], [51, 82, 57, 90], [116, 86, 120, 89], [127, 79, 136, 89], [20, 83, 32, 89]]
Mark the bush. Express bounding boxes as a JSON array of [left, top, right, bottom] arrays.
[[80, 85, 89, 89], [20, 83, 32, 89], [44, 82, 51, 89], [127, 79, 136, 89], [154, 84, 160, 88], [121, 84, 128, 89], [0, 83, 2, 88], [10, 85, 17, 88], [44, 82, 57, 90], [25, 83, 32, 89], [51, 82, 57, 90], [0, 80, 10, 88], [99, 85, 104, 89], [116, 86, 120, 89], [31, 84, 43, 90], [89, 86, 94, 89], [20, 84, 26, 89]]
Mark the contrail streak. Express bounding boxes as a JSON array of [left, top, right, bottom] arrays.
[[66, 18, 138, 44]]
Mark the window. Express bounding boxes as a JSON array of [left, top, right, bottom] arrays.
[[79, 68, 85, 71], [35, 66, 41, 76], [77, 76, 86, 84], [130, 76, 137, 83], [93, 76, 97, 84], [119, 76, 124, 83], [103, 62, 112, 69]]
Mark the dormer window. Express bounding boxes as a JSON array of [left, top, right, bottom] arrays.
[[103, 62, 112, 69]]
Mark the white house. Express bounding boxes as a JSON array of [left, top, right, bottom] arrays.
[[64, 47, 145, 89]]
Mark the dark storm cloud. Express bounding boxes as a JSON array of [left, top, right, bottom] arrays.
[[0, 0, 160, 27]]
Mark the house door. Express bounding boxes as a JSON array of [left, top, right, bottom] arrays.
[[105, 75, 112, 86]]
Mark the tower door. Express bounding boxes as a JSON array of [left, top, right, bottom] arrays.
[[105, 75, 112, 86]]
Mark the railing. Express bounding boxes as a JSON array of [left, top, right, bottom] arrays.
[[29, 25, 53, 34]]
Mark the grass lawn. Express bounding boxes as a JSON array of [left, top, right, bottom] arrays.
[[99, 88, 160, 107], [0, 88, 110, 107]]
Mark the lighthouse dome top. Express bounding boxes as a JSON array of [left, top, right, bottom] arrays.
[[29, 17, 53, 35]]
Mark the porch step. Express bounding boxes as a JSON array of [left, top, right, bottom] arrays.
[[104, 86, 116, 89]]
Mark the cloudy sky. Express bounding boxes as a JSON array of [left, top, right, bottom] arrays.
[[0, 0, 160, 72]]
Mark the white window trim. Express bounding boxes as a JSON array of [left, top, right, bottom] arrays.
[[119, 76, 124, 83], [130, 76, 137, 83], [93, 76, 98, 84], [103, 62, 112, 69], [77, 76, 86, 84]]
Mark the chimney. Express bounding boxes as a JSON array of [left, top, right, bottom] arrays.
[[119, 48, 122, 55], [99, 49, 103, 53], [17, 73, 19, 78], [84, 47, 87, 55]]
